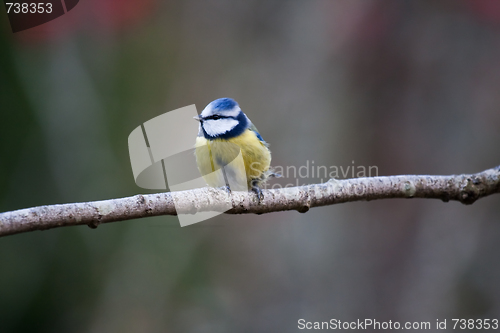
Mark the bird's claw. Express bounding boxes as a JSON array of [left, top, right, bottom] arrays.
[[251, 185, 264, 203], [221, 185, 232, 195]]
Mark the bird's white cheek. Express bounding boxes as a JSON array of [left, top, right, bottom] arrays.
[[203, 119, 238, 136]]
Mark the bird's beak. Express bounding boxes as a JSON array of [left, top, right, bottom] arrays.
[[193, 115, 202, 122]]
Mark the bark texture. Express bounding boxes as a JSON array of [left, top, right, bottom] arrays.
[[1, 166, 499, 237]]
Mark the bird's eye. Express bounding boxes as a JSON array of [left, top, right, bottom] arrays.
[[212, 115, 221, 120]]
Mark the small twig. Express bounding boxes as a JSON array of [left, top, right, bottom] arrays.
[[1, 166, 499, 237]]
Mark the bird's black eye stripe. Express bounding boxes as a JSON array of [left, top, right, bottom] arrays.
[[206, 115, 223, 120]]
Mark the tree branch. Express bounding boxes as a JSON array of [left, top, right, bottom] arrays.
[[1, 166, 499, 237]]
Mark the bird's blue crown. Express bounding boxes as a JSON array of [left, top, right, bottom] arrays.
[[210, 98, 238, 113]]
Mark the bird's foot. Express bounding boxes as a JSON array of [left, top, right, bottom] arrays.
[[251, 185, 264, 203], [220, 185, 232, 195]]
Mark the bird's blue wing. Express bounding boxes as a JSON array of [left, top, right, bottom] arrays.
[[248, 122, 269, 147]]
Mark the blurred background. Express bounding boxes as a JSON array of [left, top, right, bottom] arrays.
[[1, 0, 500, 332]]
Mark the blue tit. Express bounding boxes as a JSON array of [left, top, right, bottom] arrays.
[[194, 98, 272, 199]]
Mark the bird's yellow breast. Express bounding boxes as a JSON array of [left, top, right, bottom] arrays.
[[195, 129, 271, 189]]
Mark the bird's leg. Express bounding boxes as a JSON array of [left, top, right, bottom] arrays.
[[221, 166, 231, 195], [251, 179, 264, 202]]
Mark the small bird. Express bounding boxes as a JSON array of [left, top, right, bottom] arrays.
[[194, 98, 273, 200]]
